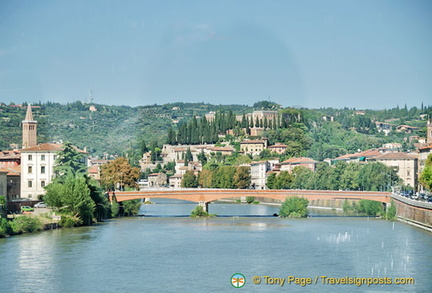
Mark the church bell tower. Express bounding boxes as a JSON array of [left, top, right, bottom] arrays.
[[22, 104, 37, 149]]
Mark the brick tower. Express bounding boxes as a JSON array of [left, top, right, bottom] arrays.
[[22, 104, 37, 149]]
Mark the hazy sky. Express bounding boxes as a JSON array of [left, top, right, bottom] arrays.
[[1, 0, 431, 109]]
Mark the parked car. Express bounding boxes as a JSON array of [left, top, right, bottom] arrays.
[[34, 202, 47, 208], [20, 206, 34, 212]]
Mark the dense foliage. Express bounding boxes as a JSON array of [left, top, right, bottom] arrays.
[[44, 144, 110, 225], [267, 162, 400, 191], [100, 157, 140, 191], [279, 196, 309, 218], [419, 154, 432, 191], [343, 199, 384, 217], [1, 101, 430, 163]]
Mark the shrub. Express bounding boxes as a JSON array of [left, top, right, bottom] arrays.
[[385, 200, 397, 220], [11, 216, 43, 234], [59, 215, 82, 228], [0, 218, 12, 237], [191, 206, 210, 218], [279, 196, 309, 218], [246, 196, 255, 204]]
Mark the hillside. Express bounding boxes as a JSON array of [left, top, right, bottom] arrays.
[[0, 101, 252, 156], [1, 101, 430, 163]]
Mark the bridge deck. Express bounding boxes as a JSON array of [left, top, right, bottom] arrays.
[[108, 189, 391, 204]]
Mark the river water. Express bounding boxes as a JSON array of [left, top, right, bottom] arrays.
[[1, 200, 431, 292]]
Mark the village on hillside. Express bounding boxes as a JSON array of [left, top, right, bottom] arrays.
[[1, 104, 432, 213]]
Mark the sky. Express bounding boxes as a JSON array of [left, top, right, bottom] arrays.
[[0, 0, 431, 109]]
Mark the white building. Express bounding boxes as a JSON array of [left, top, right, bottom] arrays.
[[250, 160, 279, 189], [20, 143, 88, 200]]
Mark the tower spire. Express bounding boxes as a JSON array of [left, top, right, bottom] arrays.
[[22, 104, 37, 149], [24, 104, 35, 122]]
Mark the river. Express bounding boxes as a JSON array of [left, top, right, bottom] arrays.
[[0, 200, 431, 292]]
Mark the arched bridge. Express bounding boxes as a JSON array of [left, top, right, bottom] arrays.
[[108, 189, 391, 212]]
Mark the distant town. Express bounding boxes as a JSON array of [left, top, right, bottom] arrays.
[[1, 102, 432, 211]]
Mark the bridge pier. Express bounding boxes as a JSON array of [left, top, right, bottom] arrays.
[[198, 201, 209, 213]]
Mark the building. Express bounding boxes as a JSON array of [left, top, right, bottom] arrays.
[[0, 150, 21, 169], [332, 149, 381, 164], [20, 143, 88, 200], [250, 160, 279, 189], [375, 122, 392, 135], [2, 167, 20, 201], [370, 152, 418, 189], [147, 173, 167, 187], [169, 174, 183, 188], [396, 125, 419, 133], [240, 139, 268, 156], [268, 143, 287, 155], [280, 157, 317, 173]]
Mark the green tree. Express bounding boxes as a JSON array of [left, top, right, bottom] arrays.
[[233, 166, 251, 189], [198, 170, 213, 188], [354, 199, 383, 216], [181, 170, 198, 188], [385, 200, 397, 220], [279, 196, 309, 218], [122, 199, 142, 216], [45, 174, 95, 225], [53, 142, 87, 180], [419, 154, 432, 191]]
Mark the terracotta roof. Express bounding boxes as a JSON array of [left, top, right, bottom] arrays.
[[0, 150, 21, 159], [268, 144, 287, 148], [148, 172, 165, 176], [169, 174, 183, 179], [374, 152, 418, 160], [419, 143, 432, 151], [88, 165, 99, 173], [209, 147, 234, 152], [334, 148, 381, 160], [0, 166, 20, 176], [250, 160, 268, 165], [20, 143, 88, 153], [281, 157, 316, 164], [240, 140, 265, 144]]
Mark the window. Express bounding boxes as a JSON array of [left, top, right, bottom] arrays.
[[28, 181, 33, 188], [41, 166, 46, 174], [54, 155, 57, 160], [28, 166, 33, 174], [41, 155, 45, 161], [28, 155, 32, 160], [41, 181, 45, 188]]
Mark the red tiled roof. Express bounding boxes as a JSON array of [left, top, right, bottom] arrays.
[[334, 149, 381, 160], [419, 143, 432, 151], [0, 150, 21, 159], [209, 147, 234, 152], [374, 152, 418, 160], [281, 157, 316, 164], [21, 143, 87, 153], [0, 166, 20, 176], [88, 165, 99, 173], [240, 140, 265, 144], [169, 174, 183, 179], [268, 144, 287, 148]]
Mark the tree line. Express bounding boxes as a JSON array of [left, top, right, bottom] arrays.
[[267, 161, 401, 191], [181, 166, 251, 189]]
